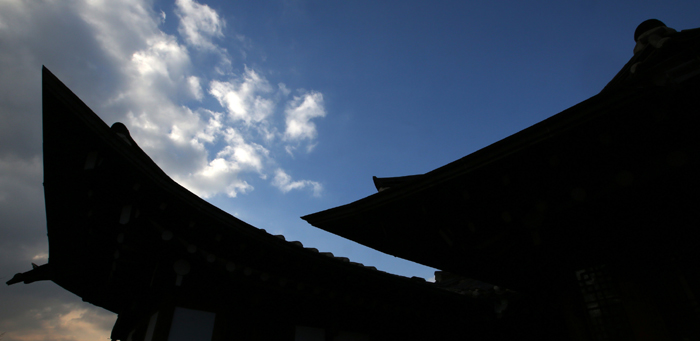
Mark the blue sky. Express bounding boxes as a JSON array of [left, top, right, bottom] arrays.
[[1, 0, 699, 339]]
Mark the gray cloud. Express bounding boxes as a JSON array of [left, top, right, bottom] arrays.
[[0, 156, 45, 260], [1, 3, 122, 337], [0, 0, 118, 159]]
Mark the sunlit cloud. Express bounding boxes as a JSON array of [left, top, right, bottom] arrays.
[[0, 0, 329, 246], [60, 0, 326, 200], [0, 1, 331, 336], [284, 92, 325, 141], [32, 253, 49, 261], [1, 303, 115, 341], [209, 68, 275, 125], [175, 0, 225, 50], [131, 35, 190, 80]]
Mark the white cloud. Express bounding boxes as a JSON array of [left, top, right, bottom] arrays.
[[1, 0, 327, 201], [220, 127, 269, 172], [195, 109, 224, 143], [131, 34, 190, 79], [284, 91, 326, 141], [272, 168, 322, 196], [175, 0, 224, 49], [188, 75, 204, 100], [176, 156, 254, 198], [209, 68, 275, 125], [77, 0, 163, 66], [0, 0, 329, 339], [172, 124, 272, 198]]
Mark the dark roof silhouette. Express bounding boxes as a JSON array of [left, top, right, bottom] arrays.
[[9, 67, 498, 340], [303, 20, 700, 288]]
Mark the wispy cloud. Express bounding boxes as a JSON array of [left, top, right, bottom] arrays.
[[175, 0, 225, 50], [68, 0, 326, 198], [0, 0, 328, 226], [0, 0, 327, 339], [0, 0, 326, 200], [272, 168, 323, 197]]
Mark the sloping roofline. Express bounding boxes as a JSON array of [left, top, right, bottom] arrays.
[[302, 20, 700, 285], [303, 19, 700, 230]]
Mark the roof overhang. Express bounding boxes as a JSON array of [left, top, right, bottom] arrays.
[[8, 68, 496, 339], [303, 24, 700, 288]]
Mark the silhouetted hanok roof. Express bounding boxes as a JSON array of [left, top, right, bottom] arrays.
[[302, 20, 700, 289], [9, 67, 501, 340]]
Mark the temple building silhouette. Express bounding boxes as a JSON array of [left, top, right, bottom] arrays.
[[8, 19, 700, 340]]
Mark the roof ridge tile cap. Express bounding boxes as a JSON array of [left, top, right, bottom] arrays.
[[633, 25, 677, 54]]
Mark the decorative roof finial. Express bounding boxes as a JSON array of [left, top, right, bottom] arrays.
[[634, 19, 666, 42]]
